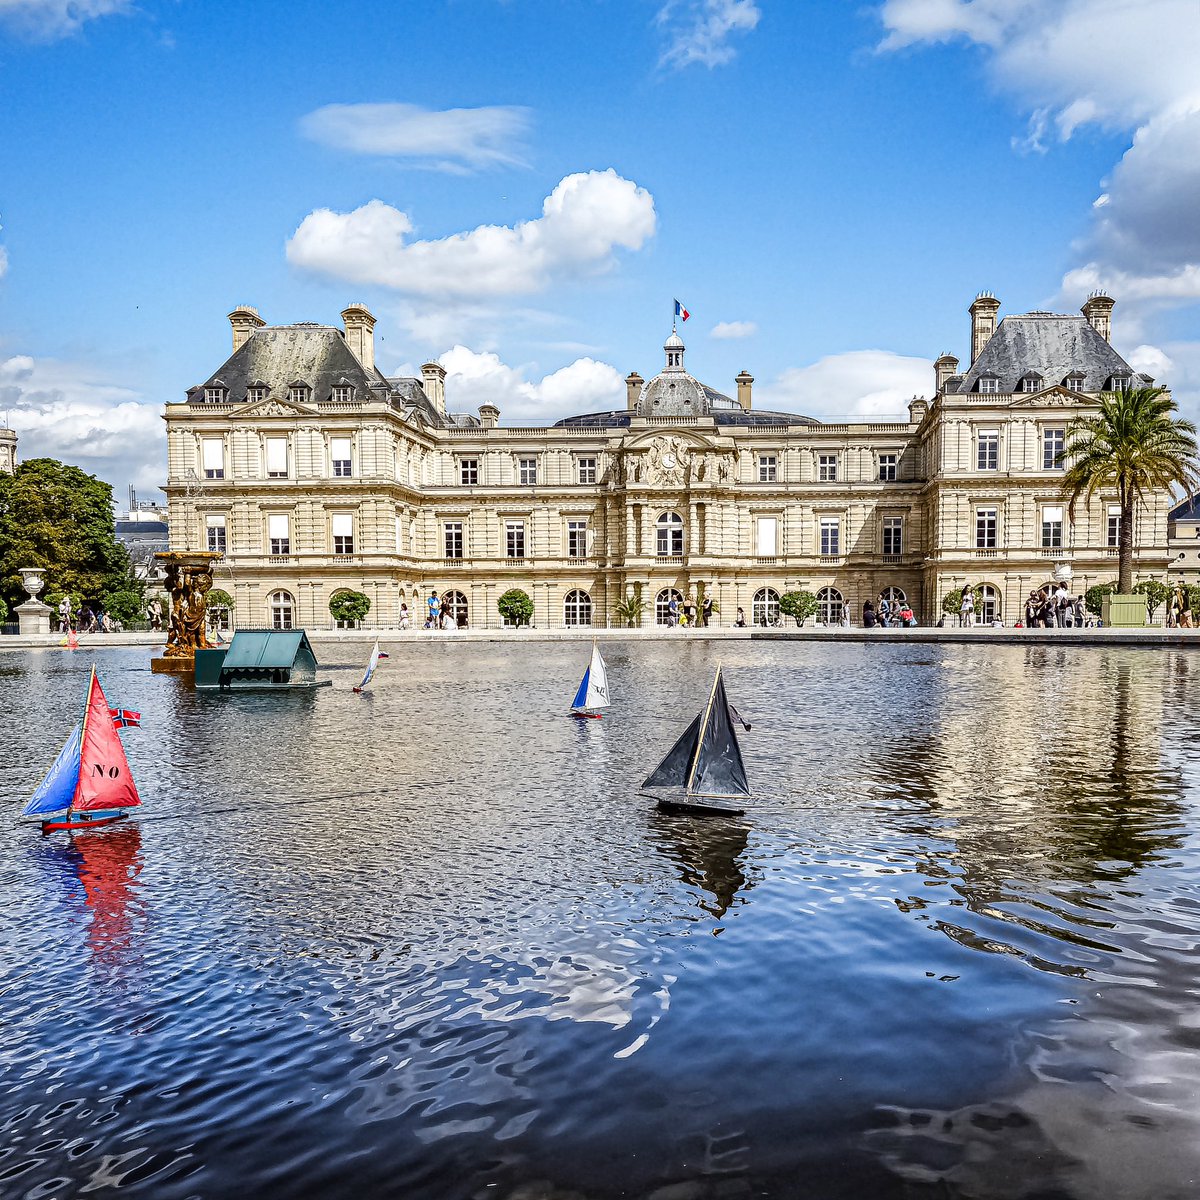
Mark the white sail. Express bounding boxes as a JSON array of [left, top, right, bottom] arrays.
[[583, 644, 610, 710]]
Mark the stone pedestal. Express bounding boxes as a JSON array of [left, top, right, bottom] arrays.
[[151, 550, 223, 675], [15, 599, 53, 635]]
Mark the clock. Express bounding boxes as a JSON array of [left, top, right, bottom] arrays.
[[662, 452, 676, 469]]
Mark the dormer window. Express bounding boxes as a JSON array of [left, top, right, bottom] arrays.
[[977, 375, 1000, 394], [203, 386, 227, 403], [332, 385, 354, 404], [1108, 372, 1133, 391], [288, 383, 310, 405], [1019, 373, 1043, 393], [246, 386, 267, 404], [1065, 374, 1086, 391]]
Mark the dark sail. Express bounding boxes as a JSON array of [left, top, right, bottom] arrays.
[[643, 713, 702, 790], [688, 671, 751, 797]]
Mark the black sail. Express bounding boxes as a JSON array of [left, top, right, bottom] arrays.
[[688, 671, 751, 797], [643, 713, 702, 790]]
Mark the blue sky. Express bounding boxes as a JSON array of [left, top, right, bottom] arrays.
[[1, 0, 1197, 497]]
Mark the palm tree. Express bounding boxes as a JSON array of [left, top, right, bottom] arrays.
[[1060, 386, 1199, 593]]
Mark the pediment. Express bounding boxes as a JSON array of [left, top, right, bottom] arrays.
[[229, 395, 318, 419], [1009, 385, 1088, 408], [623, 426, 722, 451]]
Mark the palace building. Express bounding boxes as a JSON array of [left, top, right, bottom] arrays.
[[162, 293, 1170, 629]]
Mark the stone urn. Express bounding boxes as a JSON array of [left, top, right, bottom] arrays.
[[15, 566, 53, 636]]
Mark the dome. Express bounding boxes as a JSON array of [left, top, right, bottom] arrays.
[[664, 331, 685, 351]]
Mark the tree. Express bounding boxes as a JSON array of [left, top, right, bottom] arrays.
[[1061, 387, 1200, 594], [614, 593, 647, 628], [497, 587, 534, 627], [1085, 581, 1119, 616], [329, 589, 371, 626], [103, 589, 143, 627], [779, 590, 819, 626], [0, 596, 7, 623], [0, 458, 133, 615], [1133, 579, 1171, 623], [941, 585, 981, 616], [207, 587, 234, 624]]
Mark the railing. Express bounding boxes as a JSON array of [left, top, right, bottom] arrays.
[[881, 553, 902, 564], [267, 554, 296, 564], [657, 554, 685, 563], [331, 554, 357, 564], [1039, 547, 1066, 557], [973, 548, 998, 558], [819, 555, 843, 565], [504, 558, 530, 567], [756, 556, 778, 565]]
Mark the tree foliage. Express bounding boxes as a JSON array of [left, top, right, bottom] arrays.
[[497, 587, 534, 627], [103, 589, 144, 627], [0, 596, 7, 623], [1085, 581, 1119, 616], [779, 590, 819, 625], [614, 594, 647, 628], [329, 589, 371, 625], [941, 585, 981, 615], [1061, 387, 1199, 593], [0, 458, 133, 615], [1132, 578, 1171, 620], [207, 588, 235, 612]]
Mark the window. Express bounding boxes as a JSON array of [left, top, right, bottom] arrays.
[[977, 430, 999, 471], [756, 516, 778, 557], [1020, 375, 1042, 393], [878, 454, 897, 482], [268, 513, 290, 555], [442, 590, 468, 629], [655, 588, 684, 625], [816, 587, 844, 626], [444, 522, 464, 559], [201, 437, 224, 479], [1066, 374, 1085, 391], [203, 386, 225, 403], [882, 516, 903, 556], [519, 457, 538, 486], [818, 454, 838, 482], [758, 454, 777, 482], [1043, 428, 1064, 471], [269, 590, 294, 630], [1110, 374, 1133, 391], [288, 385, 309, 404], [332, 385, 354, 403], [246, 386, 267, 404], [577, 457, 597, 485], [564, 590, 592, 627], [506, 521, 526, 559], [976, 507, 997, 549], [332, 513, 354, 554], [459, 457, 479, 486], [205, 515, 226, 554], [752, 587, 780, 626], [978, 584, 1001, 624], [1107, 506, 1121, 548], [978, 376, 1000, 394], [265, 437, 288, 478], [395, 515, 403, 554], [656, 511, 684, 557], [820, 517, 840, 556], [567, 520, 587, 558], [1041, 506, 1063, 549], [331, 437, 352, 478]]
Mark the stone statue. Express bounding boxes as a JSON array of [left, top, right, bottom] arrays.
[[152, 551, 222, 672]]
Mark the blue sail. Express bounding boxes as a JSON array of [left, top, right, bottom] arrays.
[[571, 667, 590, 711], [23, 723, 82, 816]]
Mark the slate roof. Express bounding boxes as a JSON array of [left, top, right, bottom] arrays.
[[554, 408, 820, 429], [954, 313, 1152, 394], [1169, 494, 1200, 523]]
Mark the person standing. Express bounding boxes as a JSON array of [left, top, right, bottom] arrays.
[[147, 596, 162, 631], [878, 596, 892, 628], [427, 590, 441, 628], [57, 596, 73, 632], [683, 595, 696, 628], [961, 586, 975, 627], [735, 606, 746, 628], [702, 594, 713, 627], [1181, 586, 1193, 629], [863, 599, 877, 628], [399, 602, 411, 630], [667, 594, 679, 627]]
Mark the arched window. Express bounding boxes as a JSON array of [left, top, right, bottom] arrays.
[[816, 586, 844, 626], [880, 586, 906, 607], [978, 584, 1001, 624], [656, 588, 684, 625], [752, 587, 780, 626], [656, 512, 684, 558], [564, 590, 592, 627], [442, 590, 469, 629], [269, 590, 294, 630]]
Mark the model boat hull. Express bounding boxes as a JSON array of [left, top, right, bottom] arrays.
[[569, 711, 603, 719], [41, 813, 128, 834]]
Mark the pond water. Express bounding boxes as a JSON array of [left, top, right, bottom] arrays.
[[1, 641, 1199, 1200]]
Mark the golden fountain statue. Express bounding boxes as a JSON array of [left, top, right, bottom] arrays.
[[150, 551, 223, 674]]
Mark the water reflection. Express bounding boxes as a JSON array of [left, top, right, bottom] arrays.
[[650, 812, 752, 919]]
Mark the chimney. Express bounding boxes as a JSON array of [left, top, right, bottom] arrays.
[[735, 370, 754, 411], [908, 396, 929, 425], [934, 353, 959, 393], [421, 361, 447, 414], [341, 303, 377, 372], [969, 292, 1001, 365], [228, 305, 265, 353], [1081, 291, 1115, 342], [625, 371, 643, 410], [479, 403, 499, 429]]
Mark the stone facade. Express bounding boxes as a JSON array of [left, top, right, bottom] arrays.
[[162, 294, 1172, 630], [0, 425, 16, 475]]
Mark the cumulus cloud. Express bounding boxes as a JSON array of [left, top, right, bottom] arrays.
[[299, 102, 531, 172], [710, 320, 757, 339], [0, 0, 131, 39], [757, 350, 931, 421], [437, 346, 626, 425], [0, 355, 163, 494], [287, 169, 656, 300], [658, 0, 760, 69]]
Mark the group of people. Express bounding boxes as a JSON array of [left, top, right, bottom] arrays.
[[665, 593, 715, 627], [419, 591, 466, 631], [862, 595, 917, 628], [1018, 585, 1087, 628], [56, 595, 146, 635], [1167, 585, 1194, 628]]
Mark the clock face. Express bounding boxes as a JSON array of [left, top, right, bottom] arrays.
[[662, 453, 676, 469]]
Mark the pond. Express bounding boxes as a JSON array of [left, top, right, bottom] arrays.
[[1, 641, 1199, 1199]]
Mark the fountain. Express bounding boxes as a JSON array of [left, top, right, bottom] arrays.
[[150, 550, 223, 674]]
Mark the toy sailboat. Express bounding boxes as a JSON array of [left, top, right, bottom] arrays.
[[23, 667, 142, 834], [352, 640, 389, 694], [642, 666, 752, 817], [569, 641, 610, 719]]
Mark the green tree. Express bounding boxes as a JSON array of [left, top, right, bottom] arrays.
[[0, 458, 132, 614], [1133, 578, 1171, 622], [613, 593, 647, 628], [1061, 387, 1200, 594], [208, 587, 234, 616], [0, 596, 7, 623], [779, 590, 819, 626], [497, 587, 534, 627], [329, 589, 371, 626], [1085, 581, 1119, 616], [103, 589, 143, 627]]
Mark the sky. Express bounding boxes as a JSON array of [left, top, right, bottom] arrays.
[[0, 0, 1197, 501]]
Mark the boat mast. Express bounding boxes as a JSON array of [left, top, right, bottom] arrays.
[[685, 666, 722, 795], [68, 665, 98, 822]]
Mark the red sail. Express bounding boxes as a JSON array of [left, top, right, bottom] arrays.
[[73, 670, 142, 812]]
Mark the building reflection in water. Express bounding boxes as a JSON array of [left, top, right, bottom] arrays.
[[649, 812, 753, 920]]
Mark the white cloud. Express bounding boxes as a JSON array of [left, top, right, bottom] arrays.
[[287, 169, 656, 300], [299, 102, 531, 172], [0, 0, 131, 39], [0, 355, 163, 493], [437, 346, 625, 425], [658, 0, 761, 69], [757, 350, 932, 420], [710, 320, 757, 339]]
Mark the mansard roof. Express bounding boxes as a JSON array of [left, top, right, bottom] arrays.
[[954, 312, 1152, 394], [554, 407, 819, 429]]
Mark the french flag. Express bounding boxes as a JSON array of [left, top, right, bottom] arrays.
[[109, 708, 141, 729], [674, 299, 690, 322], [377, 651, 390, 659]]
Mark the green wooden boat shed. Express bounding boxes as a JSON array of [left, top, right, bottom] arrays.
[[195, 630, 324, 690]]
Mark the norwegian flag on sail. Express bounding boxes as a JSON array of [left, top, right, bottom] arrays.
[[109, 708, 141, 729]]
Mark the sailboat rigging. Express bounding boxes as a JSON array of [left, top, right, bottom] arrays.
[[353, 640, 389, 694], [22, 666, 142, 834], [641, 666, 752, 816], [569, 641, 610, 719]]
